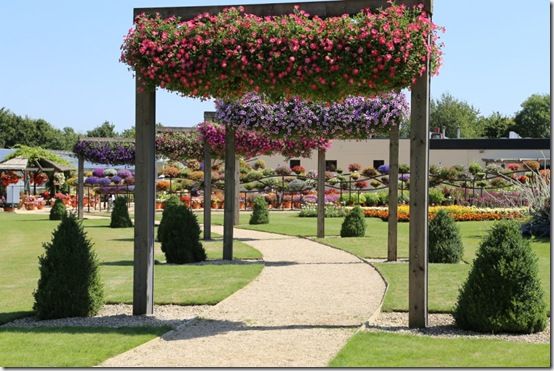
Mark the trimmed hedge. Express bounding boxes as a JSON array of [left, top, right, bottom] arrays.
[[454, 220, 547, 334], [249, 196, 269, 225], [110, 197, 133, 228], [428, 210, 463, 263], [340, 206, 366, 237], [157, 195, 182, 243], [34, 214, 104, 319], [160, 205, 206, 264], [49, 199, 66, 220]]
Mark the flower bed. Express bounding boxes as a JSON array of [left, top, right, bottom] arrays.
[[363, 205, 528, 222], [121, 4, 443, 101]]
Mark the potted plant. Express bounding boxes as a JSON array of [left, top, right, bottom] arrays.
[[282, 194, 292, 209]]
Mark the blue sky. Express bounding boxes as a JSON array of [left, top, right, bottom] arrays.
[[0, 0, 549, 133]]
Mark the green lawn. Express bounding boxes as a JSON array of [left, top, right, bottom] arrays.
[[0, 327, 169, 367], [201, 212, 550, 313], [329, 331, 550, 367], [0, 213, 263, 325]]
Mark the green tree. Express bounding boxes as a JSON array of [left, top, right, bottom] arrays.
[[513, 94, 550, 138], [480, 112, 515, 138], [121, 127, 136, 138], [86, 121, 118, 138], [430, 93, 482, 138]]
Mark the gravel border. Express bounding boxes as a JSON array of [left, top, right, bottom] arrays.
[[365, 312, 550, 344], [0, 304, 211, 329]]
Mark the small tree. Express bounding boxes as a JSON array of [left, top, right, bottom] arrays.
[[428, 210, 463, 263], [161, 205, 206, 264], [110, 196, 133, 228], [49, 199, 66, 220], [454, 220, 547, 334], [249, 196, 269, 225], [157, 195, 183, 244], [340, 206, 366, 237], [33, 214, 104, 319]]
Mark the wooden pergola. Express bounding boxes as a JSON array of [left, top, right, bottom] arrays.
[[132, 0, 432, 328]]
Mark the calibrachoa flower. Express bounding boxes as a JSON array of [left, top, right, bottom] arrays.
[[215, 92, 408, 139], [74, 141, 135, 166], [197, 121, 330, 158], [121, 4, 444, 102]]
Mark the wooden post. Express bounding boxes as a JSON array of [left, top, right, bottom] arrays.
[[234, 157, 240, 225], [203, 140, 212, 240], [317, 148, 325, 238], [408, 0, 432, 328], [387, 124, 399, 261], [223, 126, 235, 260], [133, 78, 155, 316], [77, 154, 84, 220]]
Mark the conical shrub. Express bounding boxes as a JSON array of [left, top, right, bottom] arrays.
[[429, 209, 463, 263], [249, 196, 269, 225], [161, 205, 206, 264], [49, 199, 66, 220], [454, 220, 547, 334], [340, 206, 366, 237], [33, 214, 104, 319], [157, 195, 183, 246], [110, 196, 133, 228]]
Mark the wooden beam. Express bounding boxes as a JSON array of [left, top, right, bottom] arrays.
[[223, 126, 235, 260], [234, 157, 240, 225], [133, 78, 155, 316], [408, 0, 432, 329], [203, 140, 212, 241], [387, 124, 399, 261], [135, 0, 424, 20], [317, 149, 326, 238], [77, 154, 84, 220], [79, 137, 135, 143]]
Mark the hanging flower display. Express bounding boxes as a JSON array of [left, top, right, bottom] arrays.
[[215, 93, 408, 139], [121, 4, 444, 102], [0, 171, 20, 187], [73, 141, 135, 165], [31, 172, 49, 186], [52, 172, 65, 186], [155, 131, 204, 161], [197, 121, 330, 158]]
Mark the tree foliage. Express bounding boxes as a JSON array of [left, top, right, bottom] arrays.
[[430, 93, 482, 138], [86, 121, 118, 138], [480, 112, 515, 138], [513, 94, 550, 138]]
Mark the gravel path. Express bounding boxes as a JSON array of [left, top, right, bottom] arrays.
[[101, 226, 386, 367], [367, 312, 550, 344]]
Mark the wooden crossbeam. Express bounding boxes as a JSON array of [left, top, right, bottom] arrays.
[[134, 0, 425, 20]]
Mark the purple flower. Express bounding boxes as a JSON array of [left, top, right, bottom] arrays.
[[117, 169, 132, 178], [85, 176, 99, 185], [378, 164, 390, 174], [111, 175, 122, 184], [92, 168, 104, 177], [98, 177, 111, 186]]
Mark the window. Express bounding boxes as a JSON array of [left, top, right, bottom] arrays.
[[373, 160, 384, 169], [289, 159, 301, 169], [326, 160, 337, 172]]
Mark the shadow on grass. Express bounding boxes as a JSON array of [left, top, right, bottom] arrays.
[[110, 238, 135, 242], [0, 311, 34, 326]]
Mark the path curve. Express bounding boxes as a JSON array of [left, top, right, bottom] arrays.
[[101, 226, 386, 367]]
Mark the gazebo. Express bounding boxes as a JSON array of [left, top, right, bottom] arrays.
[[125, 0, 436, 328]]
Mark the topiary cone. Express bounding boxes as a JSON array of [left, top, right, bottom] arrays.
[[110, 196, 133, 228], [49, 199, 66, 220], [454, 220, 547, 334], [428, 209, 463, 263], [34, 214, 104, 319], [340, 206, 366, 237]]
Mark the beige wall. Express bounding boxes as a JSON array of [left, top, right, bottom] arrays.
[[253, 139, 550, 171]]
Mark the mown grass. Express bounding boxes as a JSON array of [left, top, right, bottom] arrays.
[[329, 331, 550, 367], [0, 213, 262, 325], [0, 326, 169, 367]]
